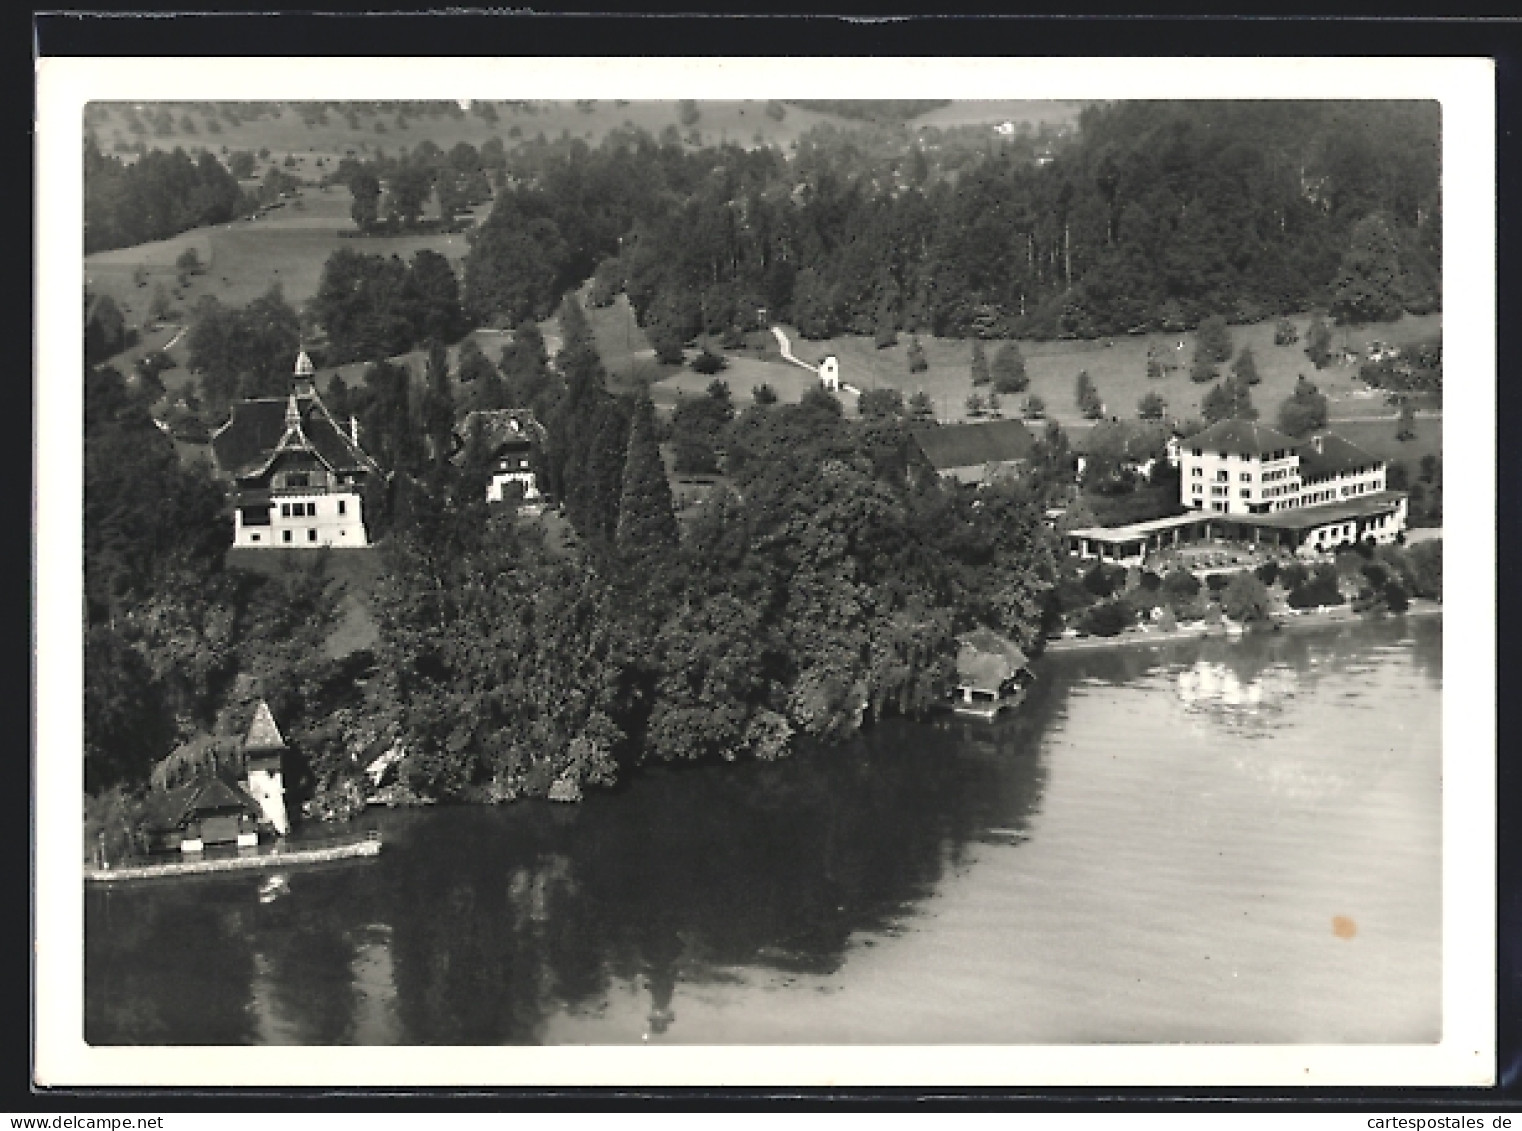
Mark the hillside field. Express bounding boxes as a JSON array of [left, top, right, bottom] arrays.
[[88, 99, 930, 173], [778, 313, 1442, 429]]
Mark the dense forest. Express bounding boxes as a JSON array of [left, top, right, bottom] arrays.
[[83, 137, 254, 254], [449, 100, 1438, 347]]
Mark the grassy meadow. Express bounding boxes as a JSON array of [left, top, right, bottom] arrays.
[[776, 312, 1442, 429], [88, 100, 893, 175]]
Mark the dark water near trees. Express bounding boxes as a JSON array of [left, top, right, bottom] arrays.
[[86, 617, 1441, 1045]]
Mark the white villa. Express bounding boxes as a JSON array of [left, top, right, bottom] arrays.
[[211, 352, 383, 549]]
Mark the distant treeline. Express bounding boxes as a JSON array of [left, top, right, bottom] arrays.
[[453, 100, 1439, 347], [83, 138, 254, 254], [784, 100, 954, 123]]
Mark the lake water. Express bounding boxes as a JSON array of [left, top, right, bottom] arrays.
[[86, 616, 1442, 1046]]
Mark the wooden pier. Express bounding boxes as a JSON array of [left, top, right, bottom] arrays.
[[85, 832, 381, 885]]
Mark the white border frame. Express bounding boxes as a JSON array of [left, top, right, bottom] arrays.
[[35, 56, 1495, 1088]]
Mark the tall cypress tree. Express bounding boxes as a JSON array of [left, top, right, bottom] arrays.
[[583, 403, 631, 543], [617, 397, 680, 552], [422, 340, 456, 463]]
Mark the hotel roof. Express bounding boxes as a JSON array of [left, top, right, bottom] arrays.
[[1297, 432, 1380, 482], [1182, 418, 1298, 456]]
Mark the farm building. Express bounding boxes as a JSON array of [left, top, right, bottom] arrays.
[[211, 351, 384, 548], [912, 419, 1038, 485]]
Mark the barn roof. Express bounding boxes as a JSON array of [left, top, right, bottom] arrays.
[[913, 419, 1037, 472], [956, 627, 1031, 692], [211, 389, 381, 481]]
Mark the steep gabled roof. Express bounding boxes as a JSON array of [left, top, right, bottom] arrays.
[[913, 419, 1037, 472], [451, 409, 547, 465], [1182, 418, 1298, 456], [1297, 431, 1381, 481], [211, 390, 382, 481]]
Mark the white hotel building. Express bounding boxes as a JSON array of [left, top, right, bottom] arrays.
[[1068, 419, 1408, 564]]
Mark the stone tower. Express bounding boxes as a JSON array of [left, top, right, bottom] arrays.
[[242, 700, 291, 836]]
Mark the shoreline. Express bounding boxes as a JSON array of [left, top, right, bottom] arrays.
[[1040, 600, 1441, 655]]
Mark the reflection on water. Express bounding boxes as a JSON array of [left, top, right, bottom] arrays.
[[87, 617, 1441, 1046]]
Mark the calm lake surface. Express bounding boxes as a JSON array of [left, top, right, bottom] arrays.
[[86, 616, 1442, 1045]]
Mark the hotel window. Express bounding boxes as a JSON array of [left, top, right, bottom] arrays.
[[282, 530, 293, 544], [1192, 484, 1203, 494], [308, 502, 319, 516], [1192, 448, 1202, 457], [309, 529, 318, 543], [338, 500, 346, 516], [1216, 470, 1228, 482], [1192, 468, 1202, 477], [1240, 472, 1251, 482], [1239, 488, 1250, 498], [280, 503, 290, 517]]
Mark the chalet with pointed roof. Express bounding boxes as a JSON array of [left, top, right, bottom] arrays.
[[211, 351, 383, 548], [453, 408, 547, 509]]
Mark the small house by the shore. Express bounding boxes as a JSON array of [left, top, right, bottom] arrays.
[[143, 699, 293, 852], [143, 776, 266, 854], [952, 627, 1035, 719]]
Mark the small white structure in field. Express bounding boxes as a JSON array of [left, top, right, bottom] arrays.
[[819, 356, 841, 392]]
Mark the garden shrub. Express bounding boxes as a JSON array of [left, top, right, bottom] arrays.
[[1082, 598, 1135, 637], [1279, 562, 1310, 590], [1162, 568, 1201, 600], [1287, 575, 1345, 609]]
